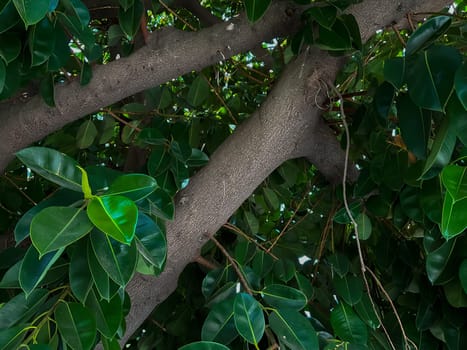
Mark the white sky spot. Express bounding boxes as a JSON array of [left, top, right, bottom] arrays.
[[298, 255, 312, 265]]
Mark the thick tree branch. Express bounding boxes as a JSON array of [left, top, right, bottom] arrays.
[[0, 1, 301, 173]]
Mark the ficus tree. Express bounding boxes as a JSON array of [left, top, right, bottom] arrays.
[[0, 0, 466, 349]]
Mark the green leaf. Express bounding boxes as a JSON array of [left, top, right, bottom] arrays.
[[333, 275, 363, 306], [118, 0, 143, 39], [16, 147, 82, 192], [87, 195, 138, 244], [405, 16, 451, 56], [144, 189, 175, 220], [330, 303, 368, 345], [441, 192, 467, 239], [90, 230, 137, 286], [30, 206, 93, 256], [426, 237, 456, 284], [187, 75, 210, 107], [187, 148, 209, 167], [421, 115, 456, 179], [443, 279, 467, 308], [134, 213, 166, 274], [19, 246, 64, 296], [62, 0, 90, 27], [0, 33, 21, 64], [148, 145, 172, 177], [87, 240, 120, 300], [13, 0, 50, 26], [69, 240, 93, 303], [269, 308, 319, 350], [138, 128, 167, 146], [405, 46, 462, 112], [327, 253, 350, 277], [179, 342, 230, 350], [355, 213, 372, 240], [0, 59, 4, 93], [304, 6, 337, 29], [80, 61, 92, 85], [0, 1, 21, 33], [251, 250, 274, 277], [333, 202, 362, 224], [40, 73, 55, 107], [0, 326, 28, 349], [85, 289, 122, 338], [201, 298, 238, 344], [354, 294, 380, 330], [446, 94, 467, 146], [243, 0, 271, 22], [29, 17, 55, 66], [107, 174, 157, 202], [397, 94, 431, 159], [0, 289, 48, 328], [261, 284, 307, 310], [119, 0, 134, 11], [244, 211, 259, 235], [460, 259, 467, 294], [55, 302, 97, 350], [76, 120, 98, 149], [317, 18, 352, 51], [233, 293, 265, 346], [441, 165, 467, 201], [455, 61, 467, 110], [384, 57, 405, 89]]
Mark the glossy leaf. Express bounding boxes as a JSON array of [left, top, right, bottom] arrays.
[[317, 19, 352, 51], [233, 293, 265, 346], [333, 201, 362, 224], [441, 165, 467, 201], [244, 0, 271, 22], [355, 212, 372, 240], [118, 0, 143, 39], [0, 289, 48, 328], [426, 237, 456, 284], [87, 195, 138, 244], [134, 213, 166, 274], [179, 342, 230, 350], [187, 148, 209, 167], [90, 230, 137, 286], [354, 294, 380, 330], [107, 174, 157, 201], [261, 284, 307, 310], [459, 259, 467, 294], [304, 5, 337, 29], [447, 94, 467, 146], [138, 128, 167, 146], [330, 303, 368, 344], [201, 298, 237, 344], [405, 46, 462, 112], [62, 0, 90, 27], [327, 253, 350, 277], [40, 73, 55, 106], [0, 1, 21, 33], [76, 120, 98, 149], [441, 165, 467, 238], [30, 206, 93, 257], [19, 246, 64, 296], [455, 61, 467, 110], [187, 75, 210, 107], [85, 289, 122, 338], [405, 16, 451, 56], [384, 57, 405, 89], [0, 326, 28, 349], [29, 17, 55, 66], [333, 275, 363, 306], [269, 308, 319, 350], [55, 302, 96, 350], [144, 189, 175, 220], [148, 145, 172, 177], [397, 94, 431, 159], [16, 147, 82, 192], [13, 0, 49, 26], [251, 250, 274, 277], [87, 240, 120, 300]]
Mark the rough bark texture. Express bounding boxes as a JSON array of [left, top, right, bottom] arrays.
[[0, 0, 451, 348]]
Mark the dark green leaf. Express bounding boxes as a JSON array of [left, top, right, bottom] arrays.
[[90, 230, 137, 286], [179, 342, 230, 350], [70, 239, 93, 303], [107, 174, 157, 201], [355, 213, 372, 240], [85, 289, 122, 338], [13, 0, 49, 26], [144, 189, 175, 220], [0, 326, 28, 349], [244, 0, 271, 22], [118, 0, 143, 39], [0, 59, 4, 93], [354, 294, 380, 330], [233, 293, 265, 346], [327, 253, 350, 277], [80, 61, 92, 85], [460, 259, 467, 294], [31, 206, 92, 256], [446, 94, 467, 146], [40, 73, 55, 106], [19, 246, 64, 296], [55, 302, 97, 350], [138, 128, 167, 146], [333, 202, 362, 224], [330, 303, 368, 344], [426, 237, 456, 284], [252, 250, 274, 278], [405, 16, 451, 56], [87, 195, 138, 244], [76, 120, 98, 149], [201, 298, 237, 344], [187, 75, 210, 107], [0, 1, 21, 33], [333, 275, 363, 306], [16, 147, 82, 192], [441, 165, 467, 201], [261, 284, 307, 310], [148, 145, 172, 177], [269, 308, 319, 350], [187, 148, 209, 167], [0, 289, 48, 328], [384, 57, 405, 89], [29, 17, 55, 66], [62, 0, 90, 27], [87, 240, 120, 300], [304, 6, 337, 29], [455, 60, 467, 110], [135, 213, 166, 274]]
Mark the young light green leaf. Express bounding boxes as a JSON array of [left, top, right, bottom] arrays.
[[233, 293, 265, 346], [16, 147, 82, 192], [107, 174, 157, 201], [19, 246, 64, 296], [201, 298, 237, 344], [87, 195, 138, 244], [330, 303, 368, 345], [269, 308, 319, 350], [30, 206, 93, 256], [55, 302, 97, 350], [261, 284, 307, 310], [90, 230, 137, 286]]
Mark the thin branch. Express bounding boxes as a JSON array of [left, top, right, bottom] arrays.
[[105, 110, 142, 132], [2, 174, 37, 206], [201, 73, 238, 124], [159, 0, 197, 32], [194, 255, 218, 270], [211, 235, 253, 295]]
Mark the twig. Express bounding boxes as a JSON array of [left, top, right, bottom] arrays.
[[158, 0, 197, 32], [105, 110, 142, 132], [2, 175, 37, 206], [194, 255, 218, 270], [391, 24, 406, 47], [211, 236, 253, 295], [329, 82, 415, 350], [201, 73, 238, 124]]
